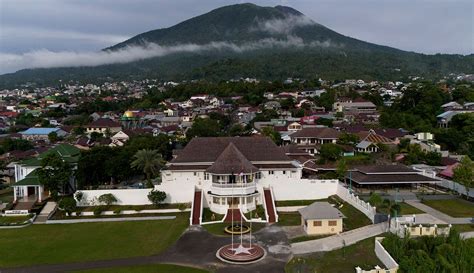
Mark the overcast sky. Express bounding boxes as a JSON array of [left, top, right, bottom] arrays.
[[0, 0, 472, 73]]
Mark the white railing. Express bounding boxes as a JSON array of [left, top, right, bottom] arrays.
[[212, 182, 256, 188]]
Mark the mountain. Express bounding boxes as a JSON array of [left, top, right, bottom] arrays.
[[1, 3, 473, 87]]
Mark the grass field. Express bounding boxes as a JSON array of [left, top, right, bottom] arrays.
[[285, 237, 382, 273], [277, 212, 301, 226], [377, 202, 424, 215], [422, 198, 474, 217], [75, 264, 210, 273], [0, 215, 32, 224], [277, 196, 372, 231], [0, 213, 189, 267], [275, 199, 328, 207], [452, 224, 474, 232], [329, 196, 372, 231]]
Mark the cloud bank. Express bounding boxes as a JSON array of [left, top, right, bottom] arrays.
[[0, 36, 337, 75], [252, 14, 317, 35]]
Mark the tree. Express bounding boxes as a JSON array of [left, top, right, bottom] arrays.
[[382, 199, 401, 217], [98, 193, 117, 206], [336, 159, 347, 181], [48, 131, 58, 143], [261, 126, 282, 145], [337, 133, 359, 145], [131, 149, 163, 188], [58, 197, 77, 216], [368, 193, 383, 207], [319, 143, 343, 162], [453, 156, 474, 198], [37, 153, 72, 201], [148, 190, 167, 206], [186, 118, 220, 139]]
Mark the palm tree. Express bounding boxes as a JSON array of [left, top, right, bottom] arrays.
[[383, 198, 401, 229], [131, 149, 163, 188]]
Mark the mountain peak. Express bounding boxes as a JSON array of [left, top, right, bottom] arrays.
[[274, 5, 304, 17]]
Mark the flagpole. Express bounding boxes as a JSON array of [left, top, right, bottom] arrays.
[[231, 172, 234, 247], [240, 169, 243, 246]]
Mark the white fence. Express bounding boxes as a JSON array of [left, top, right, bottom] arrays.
[[374, 237, 399, 269], [414, 167, 474, 198], [269, 179, 339, 201], [337, 184, 376, 223]]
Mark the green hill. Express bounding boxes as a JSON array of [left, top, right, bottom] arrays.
[[1, 3, 473, 87]]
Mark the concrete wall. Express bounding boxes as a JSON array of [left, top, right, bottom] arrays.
[[267, 179, 339, 201], [337, 184, 376, 223], [374, 237, 399, 270], [77, 180, 194, 206]]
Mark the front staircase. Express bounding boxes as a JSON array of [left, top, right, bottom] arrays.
[[263, 188, 277, 223], [223, 208, 243, 223], [191, 190, 202, 225]]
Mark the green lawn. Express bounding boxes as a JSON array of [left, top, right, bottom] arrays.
[[277, 196, 372, 231], [202, 222, 266, 236], [275, 199, 328, 207], [0, 213, 189, 267], [201, 208, 224, 222], [285, 237, 383, 273], [278, 212, 301, 226], [0, 215, 32, 225], [422, 198, 474, 217], [452, 224, 474, 233], [74, 264, 210, 273], [329, 196, 372, 231], [377, 202, 424, 215]]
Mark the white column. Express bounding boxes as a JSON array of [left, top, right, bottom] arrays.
[[38, 186, 42, 202], [13, 187, 17, 202]]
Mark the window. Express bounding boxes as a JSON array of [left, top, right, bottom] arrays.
[[313, 221, 322, 227], [204, 172, 209, 180], [246, 196, 253, 204], [193, 172, 197, 176], [255, 172, 261, 179], [268, 170, 274, 175], [282, 171, 286, 175], [328, 220, 337, 226], [213, 197, 220, 204]]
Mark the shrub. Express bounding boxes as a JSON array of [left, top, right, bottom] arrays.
[[148, 190, 166, 207], [177, 203, 189, 211], [113, 208, 122, 215], [74, 191, 84, 203], [98, 193, 117, 206], [93, 206, 104, 216], [58, 197, 77, 216]]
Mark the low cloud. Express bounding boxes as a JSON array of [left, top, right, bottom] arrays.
[[251, 14, 317, 35], [0, 37, 338, 74]]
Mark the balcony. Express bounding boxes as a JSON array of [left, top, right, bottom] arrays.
[[210, 181, 256, 196]]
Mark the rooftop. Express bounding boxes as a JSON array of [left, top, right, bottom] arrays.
[[298, 202, 346, 220]]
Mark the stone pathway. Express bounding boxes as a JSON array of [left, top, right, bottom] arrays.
[[291, 222, 388, 254], [34, 201, 57, 224], [1, 225, 292, 273], [405, 200, 473, 224]]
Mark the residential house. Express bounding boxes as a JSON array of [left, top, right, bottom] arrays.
[[85, 118, 122, 135], [20, 127, 68, 142], [298, 202, 345, 235]]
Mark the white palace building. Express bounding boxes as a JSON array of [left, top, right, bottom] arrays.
[[77, 137, 378, 225]]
